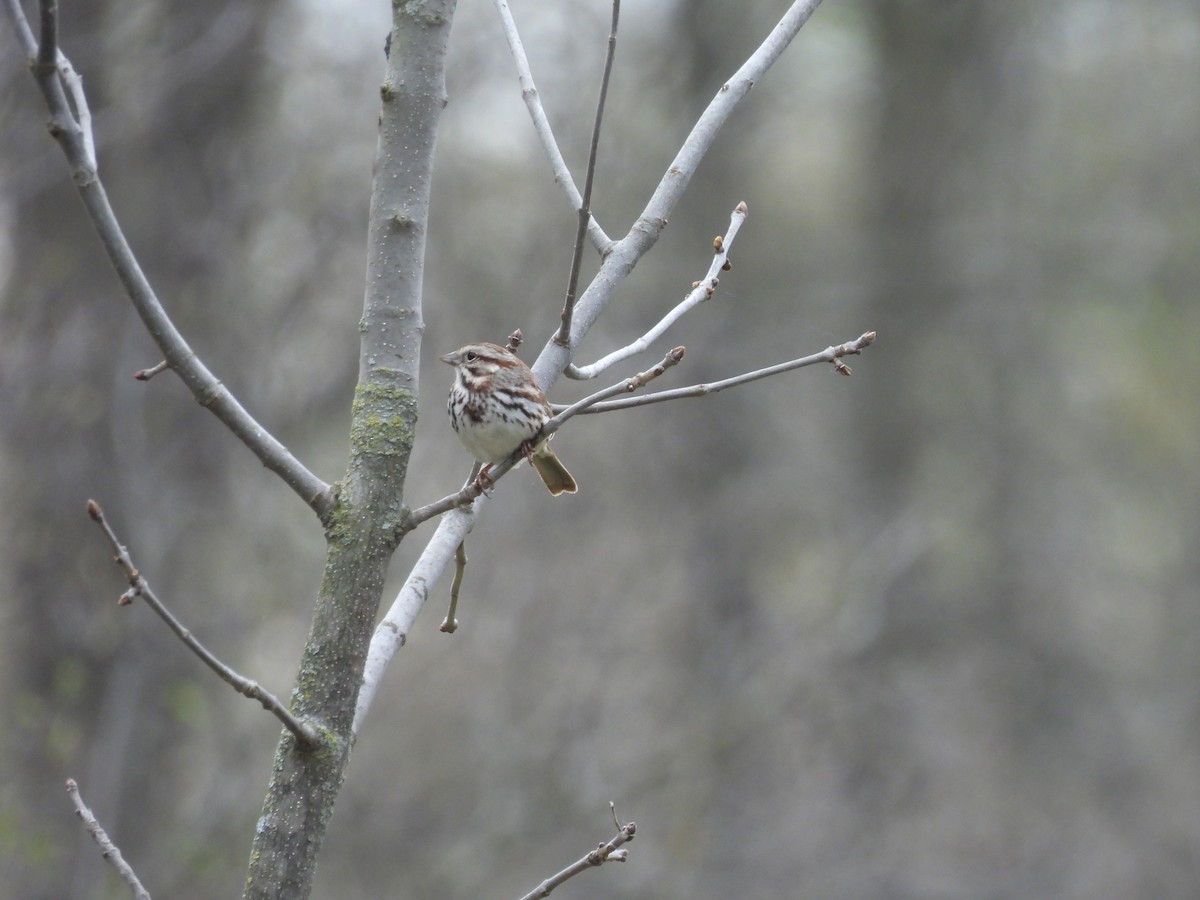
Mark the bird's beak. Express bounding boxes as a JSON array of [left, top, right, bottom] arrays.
[[439, 351, 457, 365]]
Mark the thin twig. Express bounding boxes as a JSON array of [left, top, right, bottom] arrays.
[[133, 360, 169, 381], [86, 500, 320, 746], [66, 778, 153, 900], [403, 477, 480, 528], [9, 0, 332, 518], [567, 202, 748, 380], [440, 540, 467, 633], [565, 331, 878, 414], [555, 0, 620, 347], [545, 346, 685, 429], [491, 0, 611, 251], [36, 0, 55, 68], [518, 819, 637, 900]]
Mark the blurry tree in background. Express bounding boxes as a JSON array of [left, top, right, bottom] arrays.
[[2, 1, 1200, 899]]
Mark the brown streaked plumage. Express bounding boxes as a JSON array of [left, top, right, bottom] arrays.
[[440, 342, 577, 496]]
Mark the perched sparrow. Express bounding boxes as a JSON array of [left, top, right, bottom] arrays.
[[440, 342, 578, 496]]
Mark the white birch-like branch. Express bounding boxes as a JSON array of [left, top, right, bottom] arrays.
[[491, 0, 611, 251], [531, 0, 825, 390], [354, 506, 475, 734], [567, 202, 748, 380], [355, 0, 827, 731]]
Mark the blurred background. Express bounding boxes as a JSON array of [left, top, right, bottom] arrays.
[[3, 0, 1199, 897]]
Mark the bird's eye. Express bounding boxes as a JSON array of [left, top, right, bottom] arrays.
[[465, 350, 477, 361]]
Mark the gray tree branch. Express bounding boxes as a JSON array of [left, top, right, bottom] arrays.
[[572, 332, 878, 413], [86, 500, 319, 746], [241, 2, 456, 897], [518, 818, 637, 900], [491, 0, 612, 251], [2, 0, 332, 518], [66, 779, 152, 900]]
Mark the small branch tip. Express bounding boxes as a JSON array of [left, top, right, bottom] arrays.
[[736, 200, 748, 213], [86, 499, 102, 520], [133, 360, 169, 381], [506, 329, 524, 352]]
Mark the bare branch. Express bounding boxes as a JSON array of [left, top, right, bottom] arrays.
[[86, 500, 320, 747], [567, 202, 748, 380], [355, 506, 477, 736], [35, 0, 54, 67], [555, 0, 620, 347], [3, 0, 36, 56], [492, 0, 612, 251], [517, 819, 637, 900], [439, 540, 468, 633], [65, 778, 152, 900], [529, 0, 826, 390], [358, 0, 829, 735], [570, 332, 878, 414], [546, 345, 686, 428], [7, 0, 332, 518]]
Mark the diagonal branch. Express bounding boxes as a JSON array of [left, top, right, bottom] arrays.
[[570, 332, 878, 414], [554, 0, 620, 347], [492, 0, 611, 251], [518, 818, 637, 900], [567, 202, 747, 380], [528, 0, 826, 392], [6, 0, 332, 518], [66, 779, 152, 900], [87, 500, 320, 747]]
